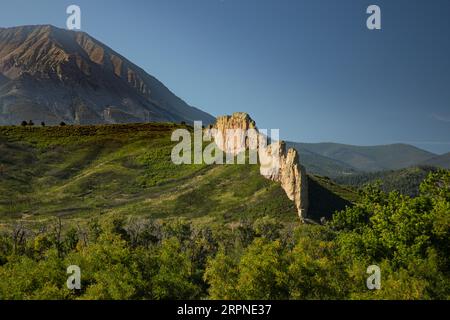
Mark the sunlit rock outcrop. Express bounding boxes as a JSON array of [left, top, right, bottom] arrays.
[[210, 112, 309, 220]]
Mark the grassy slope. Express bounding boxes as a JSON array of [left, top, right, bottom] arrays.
[[0, 124, 356, 227]]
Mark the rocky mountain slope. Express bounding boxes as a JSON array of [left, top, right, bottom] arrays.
[[0, 25, 215, 125]]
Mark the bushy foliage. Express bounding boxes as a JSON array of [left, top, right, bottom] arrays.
[[0, 171, 448, 300]]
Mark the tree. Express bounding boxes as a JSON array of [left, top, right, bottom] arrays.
[[20, 121, 27, 127], [65, 233, 144, 300], [28, 120, 34, 126], [287, 227, 350, 299], [235, 238, 289, 299], [329, 170, 450, 299], [253, 216, 282, 241], [0, 249, 69, 300], [60, 122, 66, 126], [204, 247, 239, 299], [151, 238, 200, 299]]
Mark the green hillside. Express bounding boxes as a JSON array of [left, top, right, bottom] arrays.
[[0, 124, 356, 228]]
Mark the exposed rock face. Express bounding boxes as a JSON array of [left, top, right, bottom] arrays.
[[259, 140, 309, 219], [213, 112, 258, 155], [281, 148, 309, 219], [0, 25, 215, 125], [259, 141, 283, 180], [211, 112, 309, 220]]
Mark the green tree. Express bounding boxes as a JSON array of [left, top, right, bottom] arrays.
[[0, 249, 68, 300], [151, 237, 199, 299], [235, 238, 288, 299], [204, 247, 239, 299], [65, 233, 144, 300]]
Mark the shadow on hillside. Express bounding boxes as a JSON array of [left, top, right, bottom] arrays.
[[307, 176, 352, 223]]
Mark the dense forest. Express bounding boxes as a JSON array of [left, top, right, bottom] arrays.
[[333, 166, 439, 197], [0, 169, 448, 300]]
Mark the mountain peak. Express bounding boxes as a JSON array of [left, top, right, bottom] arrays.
[[0, 25, 214, 125]]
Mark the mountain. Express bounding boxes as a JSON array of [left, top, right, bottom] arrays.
[[421, 152, 450, 169], [286, 142, 358, 177], [289, 142, 437, 174], [0, 25, 215, 125]]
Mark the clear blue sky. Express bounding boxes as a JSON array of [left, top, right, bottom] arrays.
[[1, 0, 449, 154]]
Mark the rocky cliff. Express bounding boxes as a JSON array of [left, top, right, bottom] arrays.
[[212, 112, 258, 155], [210, 112, 309, 220]]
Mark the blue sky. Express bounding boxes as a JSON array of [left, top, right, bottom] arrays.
[[1, 0, 449, 154]]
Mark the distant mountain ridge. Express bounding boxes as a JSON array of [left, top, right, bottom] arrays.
[[288, 141, 447, 177], [286, 142, 358, 177], [421, 152, 450, 169], [0, 25, 215, 125]]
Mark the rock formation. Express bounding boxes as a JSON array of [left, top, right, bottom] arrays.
[[212, 112, 258, 155], [259, 140, 309, 219], [210, 112, 309, 220]]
